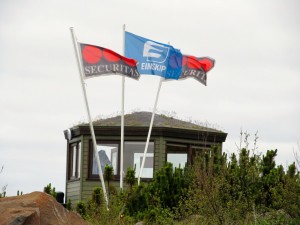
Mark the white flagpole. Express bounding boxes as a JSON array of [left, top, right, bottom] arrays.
[[138, 76, 164, 185], [70, 27, 109, 208], [120, 24, 126, 190]]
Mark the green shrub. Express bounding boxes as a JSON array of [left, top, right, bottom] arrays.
[[76, 201, 88, 219], [43, 183, 56, 198], [143, 207, 174, 225], [256, 209, 300, 225], [66, 198, 72, 210], [0, 191, 6, 198], [92, 187, 103, 206], [66, 135, 300, 225], [125, 166, 136, 191], [0, 166, 7, 198]]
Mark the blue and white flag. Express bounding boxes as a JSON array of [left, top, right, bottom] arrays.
[[125, 31, 182, 80]]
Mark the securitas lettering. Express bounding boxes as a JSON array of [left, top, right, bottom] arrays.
[[84, 64, 140, 79], [80, 43, 140, 80]]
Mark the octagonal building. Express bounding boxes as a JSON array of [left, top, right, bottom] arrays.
[[63, 111, 227, 204]]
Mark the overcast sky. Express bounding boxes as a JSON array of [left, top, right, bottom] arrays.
[[1, 0, 299, 196]]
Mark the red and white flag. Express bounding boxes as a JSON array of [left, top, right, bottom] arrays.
[[79, 43, 140, 80], [179, 55, 215, 86]]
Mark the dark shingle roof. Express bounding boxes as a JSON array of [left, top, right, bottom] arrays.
[[89, 111, 222, 133]]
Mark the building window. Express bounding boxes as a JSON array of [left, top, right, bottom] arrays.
[[166, 143, 188, 169], [91, 143, 119, 176], [124, 142, 154, 179], [78, 142, 81, 177], [69, 142, 81, 180], [167, 153, 187, 169], [89, 141, 154, 179]]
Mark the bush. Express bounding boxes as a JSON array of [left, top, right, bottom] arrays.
[[92, 187, 103, 206], [79, 186, 127, 225], [0, 165, 7, 198], [76, 201, 88, 219], [66, 198, 72, 210], [143, 207, 174, 225], [174, 140, 300, 225], [67, 135, 300, 225], [43, 183, 56, 198]]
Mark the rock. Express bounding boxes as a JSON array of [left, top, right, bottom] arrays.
[[0, 191, 90, 225]]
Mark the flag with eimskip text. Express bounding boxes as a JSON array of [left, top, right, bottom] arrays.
[[125, 32, 182, 80]]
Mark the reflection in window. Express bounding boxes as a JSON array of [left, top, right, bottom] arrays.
[[166, 143, 188, 169], [167, 153, 187, 169], [71, 145, 76, 178], [78, 142, 81, 178], [69, 142, 81, 180], [93, 144, 118, 175], [124, 142, 154, 178]]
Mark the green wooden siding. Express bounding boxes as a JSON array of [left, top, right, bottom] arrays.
[[81, 136, 89, 181], [66, 180, 81, 205], [154, 136, 165, 171], [81, 180, 121, 201]]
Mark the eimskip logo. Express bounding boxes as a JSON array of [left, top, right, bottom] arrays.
[[143, 41, 169, 63]]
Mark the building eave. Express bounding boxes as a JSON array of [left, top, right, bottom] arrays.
[[64, 125, 227, 143]]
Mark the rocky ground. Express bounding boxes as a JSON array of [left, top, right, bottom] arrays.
[[0, 191, 89, 225]]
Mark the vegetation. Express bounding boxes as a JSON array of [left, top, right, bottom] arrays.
[[104, 164, 114, 198], [0, 191, 6, 198], [66, 198, 72, 210], [0, 165, 7, 198], [0, 166, 23, 198], [43, 183, 57, 198], [71, 134, 300, 224]]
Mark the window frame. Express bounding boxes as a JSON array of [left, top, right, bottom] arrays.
[[68, 141, 81, 181], [88, 140, 120, 180], [124, 141, 155, 179], [88, 139, 155, 181], [166, 142, 190, 169], [165, 142, 216, 167], [190, 144, 212, 164]]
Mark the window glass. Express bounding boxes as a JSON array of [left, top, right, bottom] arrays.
[[71, 145, 77, 178], [124, 142, 154, 178], [69, 142, 81, 180], [77, 142, 81, 178], [93, 144, 118, 175], [167, 153, 187, 169], [166, 143, 188, 169]]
